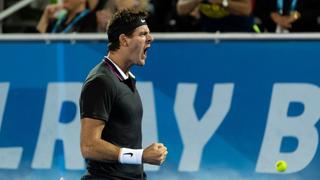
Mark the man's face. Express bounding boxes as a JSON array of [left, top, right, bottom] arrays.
[[62, 0, 83, 10], [126, 25, 153, 66]]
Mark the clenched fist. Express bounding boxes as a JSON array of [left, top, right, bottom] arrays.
[[143, 143, 168, 165]]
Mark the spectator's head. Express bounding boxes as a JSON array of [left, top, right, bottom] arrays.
[[107, 9, 149, 51], [62, 0, 86, 11]]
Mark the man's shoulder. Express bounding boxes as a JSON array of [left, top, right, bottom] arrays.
[[84, 62, 116, 86]]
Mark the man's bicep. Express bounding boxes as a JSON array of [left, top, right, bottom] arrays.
[[81, 118, 105, 144], [80, 118, 120, 161]]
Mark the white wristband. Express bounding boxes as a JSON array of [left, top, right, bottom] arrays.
[[118, 148, 143, 164]]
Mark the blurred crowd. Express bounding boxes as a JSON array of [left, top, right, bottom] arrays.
[[1, 0, 320, 33]]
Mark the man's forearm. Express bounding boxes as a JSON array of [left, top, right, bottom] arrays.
[[81, 138, 120, 162]]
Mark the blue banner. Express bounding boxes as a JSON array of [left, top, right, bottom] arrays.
[[0, 39, 319, 180]]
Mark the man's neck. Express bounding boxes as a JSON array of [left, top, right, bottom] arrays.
[[108, 52, 131, 75]]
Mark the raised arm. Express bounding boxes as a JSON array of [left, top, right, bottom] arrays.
[[37, 4, 63, 33]]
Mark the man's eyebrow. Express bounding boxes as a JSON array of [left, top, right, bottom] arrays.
[[139, 31, 149, 35]]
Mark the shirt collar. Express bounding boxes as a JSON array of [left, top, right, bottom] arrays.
[[105, 56, 135, 80]]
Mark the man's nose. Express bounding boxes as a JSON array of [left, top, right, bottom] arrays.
[[147, 34, 153, 43]]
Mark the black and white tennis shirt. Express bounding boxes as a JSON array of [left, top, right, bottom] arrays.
[[80, 57, 145, 180]]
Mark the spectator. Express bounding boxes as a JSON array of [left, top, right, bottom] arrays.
[[149, 0, 201, 32], [94, 0, 151, 32], [37, 0, 97, 33], [255, 0, 320, 32], [176, 0, 253, 32]]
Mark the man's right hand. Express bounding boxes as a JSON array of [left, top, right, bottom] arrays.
[[142, 143, 168, 165]]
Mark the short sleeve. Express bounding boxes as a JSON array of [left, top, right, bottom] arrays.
[[80, 76, 115, 121]]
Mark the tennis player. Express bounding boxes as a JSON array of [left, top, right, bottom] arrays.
[[79, 9, 168, 180]]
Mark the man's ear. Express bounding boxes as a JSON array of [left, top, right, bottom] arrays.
[[119, 34, 128, 47]]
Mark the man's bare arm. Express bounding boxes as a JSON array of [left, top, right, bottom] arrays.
[[80, 118, 120, 162], [81, 118, 168, 165]]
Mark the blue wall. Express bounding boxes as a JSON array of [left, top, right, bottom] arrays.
[[0, 39, 319, 180]]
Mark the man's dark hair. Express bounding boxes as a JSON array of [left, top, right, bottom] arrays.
[[107, 9, 148, 51]]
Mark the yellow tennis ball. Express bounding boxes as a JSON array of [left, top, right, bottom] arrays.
[[276, 160, 287, 172]]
